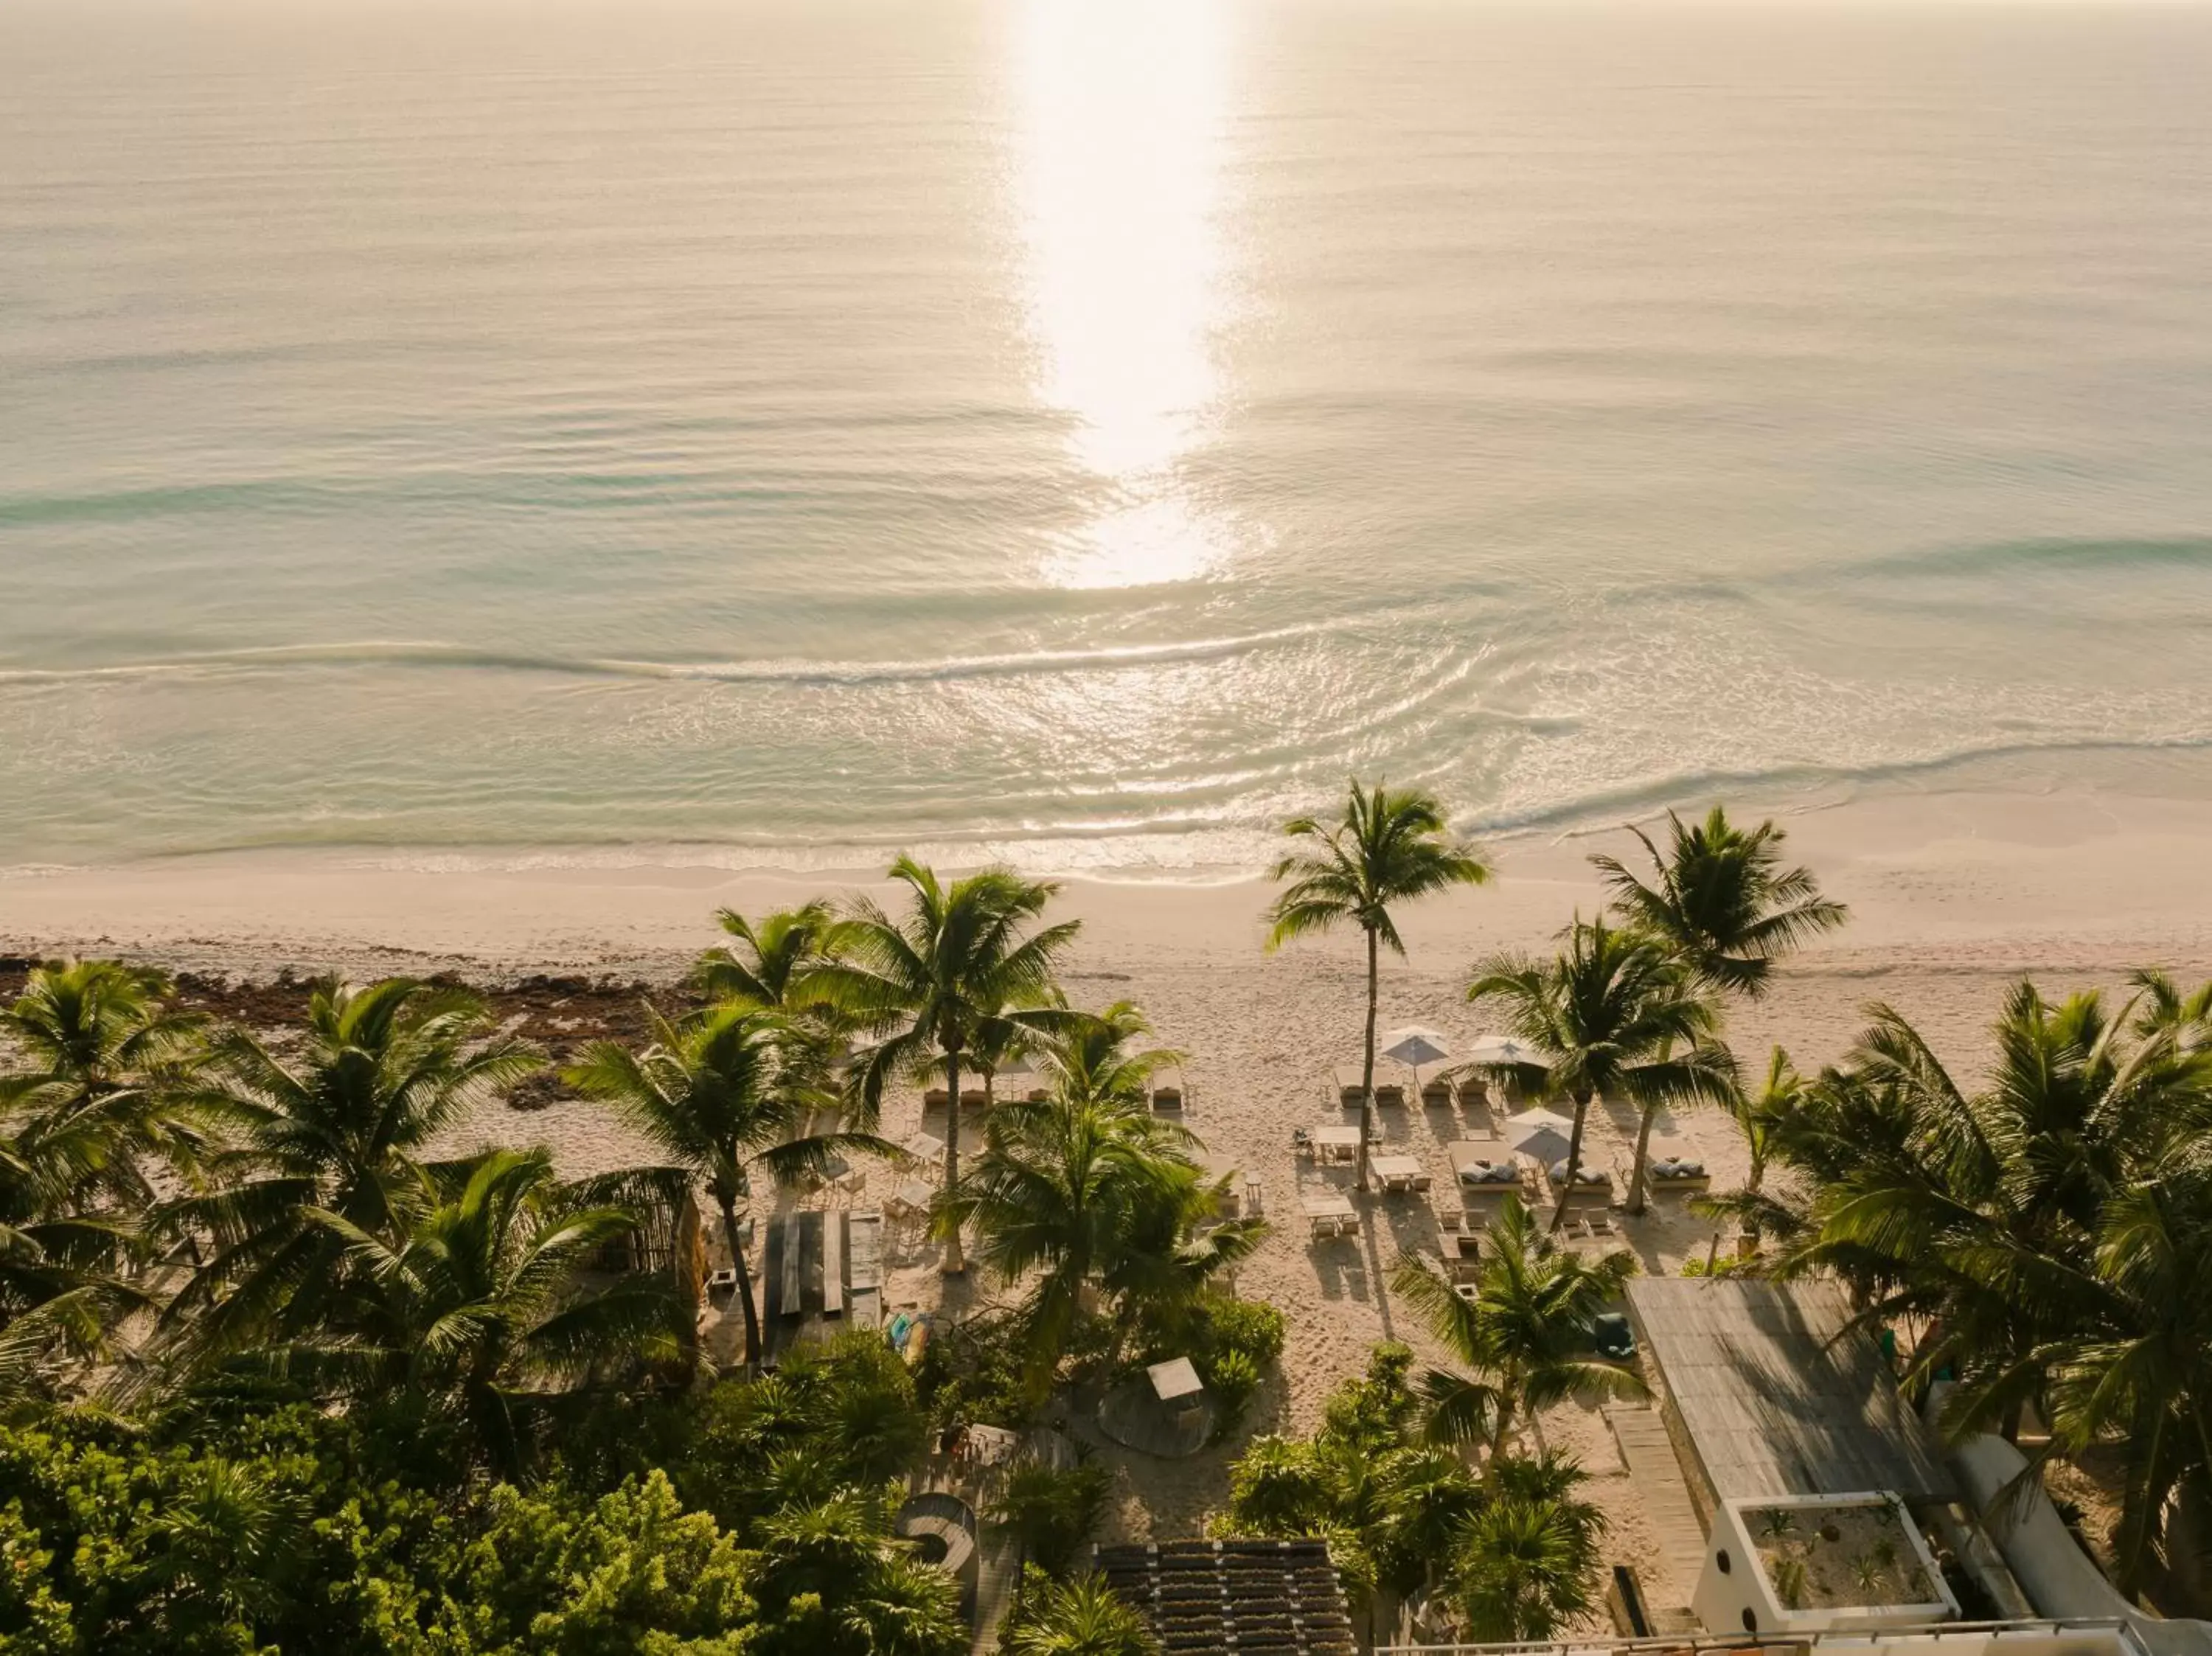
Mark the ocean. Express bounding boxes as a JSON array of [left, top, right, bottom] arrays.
[[5, 0, 2212, 872]]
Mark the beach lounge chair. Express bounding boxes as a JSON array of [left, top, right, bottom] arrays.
[[1372, 1079, 1406, 1108], [959, 1087, 988, 1107], [1332, 1065, 1368, 1107], [1151, 1085, 1183, 1113], [923, 1088, 951, 1108], [1421, 1076, 1454, 1109], [1646, 1155, 1711, 1194], [1448, 1140, 1523, 1191], [1242, 1175, 1265, 1219], [1455, 1074, 1489, 1107]]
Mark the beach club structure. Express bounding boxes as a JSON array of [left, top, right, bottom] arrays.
[[1357, 1279, 2212, 1656]]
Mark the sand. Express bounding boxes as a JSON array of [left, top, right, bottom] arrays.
[[7, 785, 2212, 1607]]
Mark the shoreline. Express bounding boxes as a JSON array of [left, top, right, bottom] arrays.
[[5, 784, 2211, 994]]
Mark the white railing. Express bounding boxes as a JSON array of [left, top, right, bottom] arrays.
[[1380, 1617, 2140, 1656]]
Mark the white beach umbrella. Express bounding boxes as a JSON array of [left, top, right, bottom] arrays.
[[1504, 1121, 1574, 1163], [1502, 1105, 1576, 1137], [1462, 1035, 1551, 1069], [1380, 1026, 1453, 1072]]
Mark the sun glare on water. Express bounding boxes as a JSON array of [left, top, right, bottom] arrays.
[[1015, 0, 1238, 590]]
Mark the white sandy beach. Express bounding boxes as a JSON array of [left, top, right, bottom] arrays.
[[6, 785, 2211, 1602]]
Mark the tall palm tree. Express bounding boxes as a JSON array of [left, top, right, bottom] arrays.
[[1590, 807, 1847, 1211], [1391, 1194, 1644, 1454], [568, 1002, 888, 1367], [1467, 918, 1733, 1230], [287, 1147, 684, 1476], [1267, 782, 1491, 1188], [804, 856, 1081, 1273], [160, 977, 540, 1371]]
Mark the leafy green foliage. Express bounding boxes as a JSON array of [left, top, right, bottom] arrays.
[[999, 1568, 1159, 1656], [990, 1458, 1114, 1579], [1217, 1344, 1606, 1642]]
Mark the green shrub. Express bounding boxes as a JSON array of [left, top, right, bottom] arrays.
[[1206, 1349, 1265, 1442], [990, 1458, 1114, 1578]]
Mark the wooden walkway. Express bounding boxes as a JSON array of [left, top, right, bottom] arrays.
[[1605, 1404, 1707, 1615]]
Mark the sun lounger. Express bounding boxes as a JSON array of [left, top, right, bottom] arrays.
[[1332, 1065, 1368, 1107], [1646, 1156, 1711, 1194], [1455, 1074, 1489, 1106], [1242, 1175, 1265, 1219], [923, 1088, 951, 1108], [1372, 1079, 1406, 1107], [1151, 1086, 1183, 1113], [1421, 1077, 1454, 1109], [959, 1088, 988, 1107], [1447, 1140, 1524, 1192]]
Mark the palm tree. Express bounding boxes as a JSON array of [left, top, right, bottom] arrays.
[[804, 856, 1081, 1273], [1391, 1194, 1644, 1455], [2030, 1165, 2212, 1596], [1267, 782, 1491, 1187], [696, 901, 838, 1008], [1591, 807, 1847, 1211], [1467, 917, 1733, 1230], [942, 1077, 1262, 1388], [1002, 1573, 1160, 1656], [1449, 1457, 1607, 1641], [0, 958, 213, 1213], [568, 1003, 890, 1367], [1778, 981, 2212, 1452], [160, 977, 540, 1371], [1693, 1046, 1808, 1265], [277, 1148, 683, 1474]]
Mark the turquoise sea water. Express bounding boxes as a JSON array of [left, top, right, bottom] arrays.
[[4, 0, 2212, 870]]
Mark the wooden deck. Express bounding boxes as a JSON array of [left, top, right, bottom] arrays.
[[1605, 1403, 1708, 1613]]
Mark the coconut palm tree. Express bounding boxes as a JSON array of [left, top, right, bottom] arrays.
[[1467, 918, 1734, 1230], [159, 977, 540, 1372], [1590, 808, 1847, 1211], [1778, 981, 2212, 1453], [804, 856, 1081, 1273], [1267, 782, 1491, 1188], [1448, 1460, 1607, 1642], [568, 1003, 891, 1367], [273, 1147, 683, 1476], [696, 901, 838, 1009], [2027, 1163, 2212, 1597], [942, 1080, 1262, 1388], [0, 958, 214, 1213], [1391, 1195, 1644, 1455], [1692, 1046, 1810, 1265], [1002, 1573, 1161, 1656]]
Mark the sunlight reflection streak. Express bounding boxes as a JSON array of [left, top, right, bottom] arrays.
[[1016, 0, 1234, 589]]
